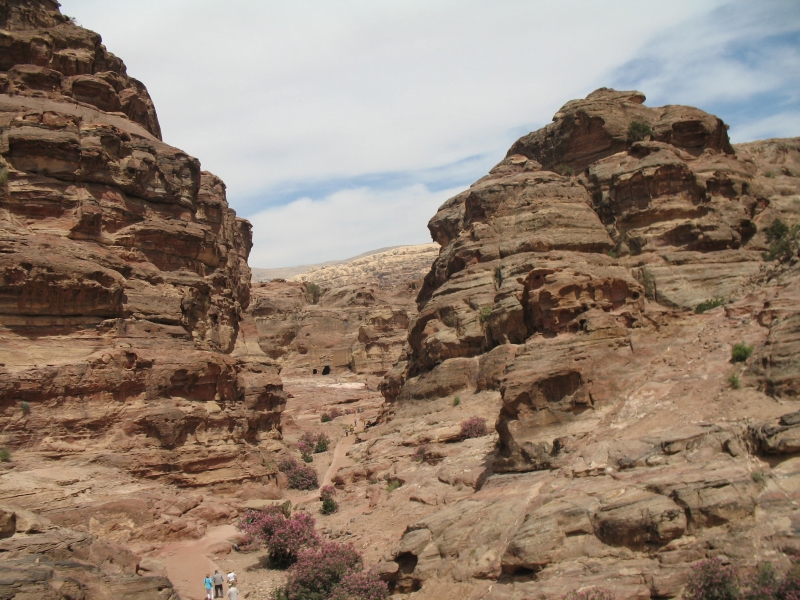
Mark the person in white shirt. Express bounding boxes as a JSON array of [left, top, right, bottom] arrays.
[[226, 585, 239, 600], [226, 571, 236, 584]]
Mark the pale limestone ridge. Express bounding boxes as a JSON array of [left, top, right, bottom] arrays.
[[289, 243, 439, 289]]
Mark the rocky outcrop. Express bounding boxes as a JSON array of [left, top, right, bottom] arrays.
[[0, 0, 161, 138], [245, 246, 434, 384], [0, 0, 285, 485], [367, 89, 800, 597]]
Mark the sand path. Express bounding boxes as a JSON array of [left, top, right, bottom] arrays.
[[157, 433, 357, 598], [298, 432, 356, 504], [158, 524, 237, 600]]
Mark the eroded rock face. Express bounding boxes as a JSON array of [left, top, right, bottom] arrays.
[[0, 0, 161, 138], [0, 0, 284, 486], [372, 89, 800, 597]]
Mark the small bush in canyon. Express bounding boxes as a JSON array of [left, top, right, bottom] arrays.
[[684, 557, 800, 600], [276, 541, 388, 600], [627, 120, 653, 143], [460, 416, 488, 439], [562, 588, 615, 600], [321, 407, 342, 422], [412, 445, 427, 462], [237, 507, 319, 568], [731, 343, 754, 363], [279, 456, 319, 490], [320, 485, 338, 515]]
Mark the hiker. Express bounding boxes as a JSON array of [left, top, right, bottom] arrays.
[[227, 584, 240, 600], [204, 574, 213, 600], [226, 570, 236, 585], [212, 570, 224, 598]]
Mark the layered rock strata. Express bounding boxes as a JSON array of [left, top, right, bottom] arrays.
[[368, 89, 800, 597], [0, 0, 285, 488]]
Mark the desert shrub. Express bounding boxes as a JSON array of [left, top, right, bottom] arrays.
[[314, 433, 330, 453], [329, 570, 389, 600], [732, 343, 754, 363], [288, 465, 318, 490], [297, 441, 314, 462], [280, 541, 362, 600], [453, 396, 460, 407], [0, 169, 8, 185], [494, 267, 504, 287], [320, 485, 338, 515], [0, 448, 10, 462], [764, 218, 800, 262], [685, 558, 740, 600], [728, 373, 741, 389], [386, 480, 401, 493], [305, 282, 322, 304], [20, 401, 30, 415], [607, 249, 618, 259], [279, 456, 319, 490], [627, 120, 653, 143], [641, 268, 656, 300], [765, 219, 789, 243], [553, 163, 575, 176], [480, 306, 492, 322], [321, 407, 342, 423], [751, 471, 765, 484], [696, 298, 725, 314], [237, 507, 319, 568], [412, 445, 427, 462], [460, 416, 488, 439], [562, 588, 616, 600]]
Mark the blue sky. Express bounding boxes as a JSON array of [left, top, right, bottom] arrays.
[[60, 0, 800, 268]]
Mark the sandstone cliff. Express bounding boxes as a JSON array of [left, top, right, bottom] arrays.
[[0, 2, 286, 597], [327, 89, 800, 598]]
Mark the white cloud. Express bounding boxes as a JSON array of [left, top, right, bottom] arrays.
[[60, 0, 712, 199], [57, 0, 799, 266], [247, 184, 459, 268], [729, 111, 800, 143]]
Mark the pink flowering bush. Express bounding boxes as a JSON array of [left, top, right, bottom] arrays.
[[329, 570, 389, 600], [460, 416, 488, 439], [686, 558, 741, 600], [562, 589, 615, 600], [278, 541, 374, 600], [320, 485, 338, 515], [279, 455, 319, 490], [237, 507, 319, 568]]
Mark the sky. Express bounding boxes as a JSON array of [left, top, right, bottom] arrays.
[[60, 0, 800, 268]]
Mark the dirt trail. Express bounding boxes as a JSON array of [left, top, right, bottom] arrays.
[[158, 524, 237, 600], [298, 433, 356, 505]]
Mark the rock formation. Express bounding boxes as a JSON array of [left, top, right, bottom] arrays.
[[0, 2, 286, 597], [345, 89, 800, 597]]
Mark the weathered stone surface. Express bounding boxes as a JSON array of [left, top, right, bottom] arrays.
[[371, 88, 800, 598]]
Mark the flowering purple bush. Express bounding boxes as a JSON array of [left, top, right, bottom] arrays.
[[237, 507, 319, 568], [314, 433, 330, 453], [320, 485, 338, 515], [287, 464, 318, 490], [278, 455, 319, 490], [686, 558, 741, 600], [297, 441, 314, 462], [562, 589, 615, 600], [280, 541, 363, 600], [460, 416, 488, 439], [329, 570, 389, 600]]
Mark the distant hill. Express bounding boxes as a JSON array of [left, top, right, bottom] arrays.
[[251, 244, 439, 286]]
